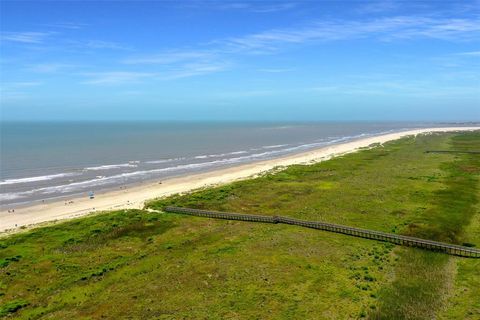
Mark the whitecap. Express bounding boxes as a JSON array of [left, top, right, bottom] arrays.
[[84, 163, 137, 171], [0, 172, 80, 186], [145, 157, 185, 164], [262, 144, 289, 149]]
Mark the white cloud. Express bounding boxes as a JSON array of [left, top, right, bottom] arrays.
[[29, 63, 76, 73], [222, 16, 480, 52], [258, 68, 294, 73], [162, 62, 229, 79], [0, 31, 53, 44], [83, 40, 129, 50], [63, 39, 130, 50], [83, 72, 156, 85], [458, 51, 480, 56], [82, 61, 229, 84], [42, 22, 87, 30], [181, 1, 297, 13], [123, 51, 215, 65], [1, 31, 127, 52], [356, 0, 399, 14], [250, 3, 297, 13], [122, 50, 229, 79], [6, 13, 477, 90], [2, 82, 42, 88], [220, 2, 297, 13], [117, 15, 479, 82]]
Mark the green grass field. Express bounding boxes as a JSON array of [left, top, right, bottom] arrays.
[[1, 132, 479, 319]]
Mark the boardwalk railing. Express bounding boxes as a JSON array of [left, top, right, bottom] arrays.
[[425, 150, 480, 154], [164, 206, 480, 258]]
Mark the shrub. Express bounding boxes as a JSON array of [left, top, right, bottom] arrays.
[[0, 299, 29, 317]]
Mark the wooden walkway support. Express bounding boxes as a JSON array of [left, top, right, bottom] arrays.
[[164, 206, 480, 258], [425, 150, 480, 154]]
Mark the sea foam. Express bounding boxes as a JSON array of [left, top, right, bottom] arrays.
[[0, 173, 80, 186], [84, 163, 138, 171], [1, 129, 405, 204]]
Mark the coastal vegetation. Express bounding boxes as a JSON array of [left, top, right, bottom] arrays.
[[1, 132, 479, 319]]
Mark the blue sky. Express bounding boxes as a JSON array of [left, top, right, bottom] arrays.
[[1, 0, 479, 121]]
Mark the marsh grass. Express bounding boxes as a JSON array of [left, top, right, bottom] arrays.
[[370, 133, 480, 319], [0, 132, 478, 319]]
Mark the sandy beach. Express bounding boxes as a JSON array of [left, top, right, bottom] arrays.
[[1, 126, 478, 234]]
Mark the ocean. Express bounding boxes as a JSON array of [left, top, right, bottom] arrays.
[[0, 121, 449, 207]]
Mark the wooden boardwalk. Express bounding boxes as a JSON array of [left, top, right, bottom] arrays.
[[164, 206, 480, 258]]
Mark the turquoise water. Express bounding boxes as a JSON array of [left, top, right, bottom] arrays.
[[0, 121, 443, 206]]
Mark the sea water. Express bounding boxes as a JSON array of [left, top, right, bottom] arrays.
[[0, 121, 449, 207]]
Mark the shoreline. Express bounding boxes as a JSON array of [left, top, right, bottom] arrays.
[[0, 128, 405, 210], [1, 126, 478, 235]]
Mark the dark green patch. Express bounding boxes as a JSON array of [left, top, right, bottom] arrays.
[[0, 299, 29, 317]]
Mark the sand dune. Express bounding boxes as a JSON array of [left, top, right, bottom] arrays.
[[1, 127, 478, 235]]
